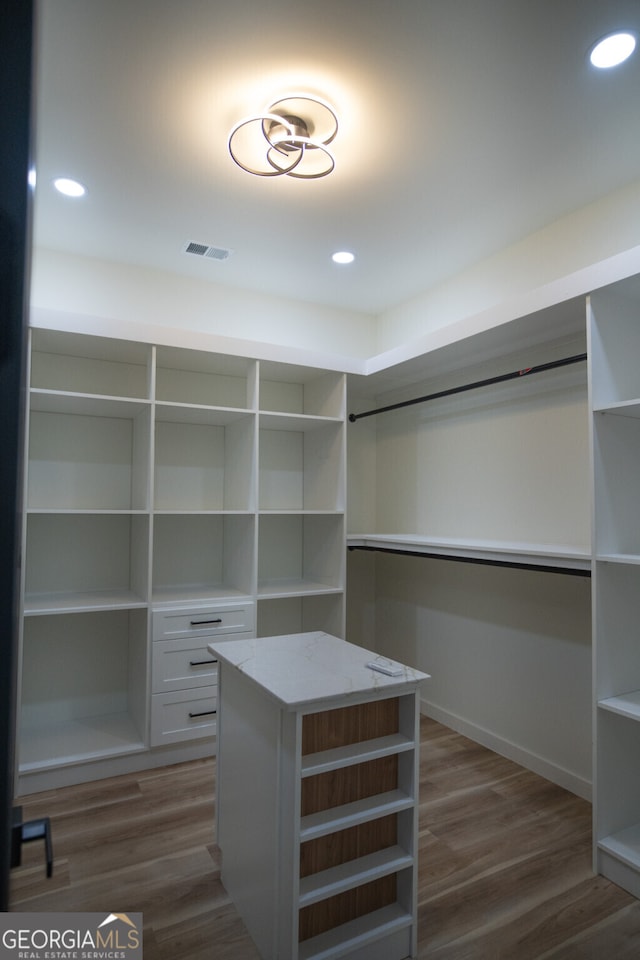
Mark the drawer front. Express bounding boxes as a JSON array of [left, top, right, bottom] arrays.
[[151, 687, 217, 746], [153, 602, 254, 640], [152, 636, 219, 693]]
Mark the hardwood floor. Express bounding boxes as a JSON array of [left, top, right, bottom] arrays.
[[11, 717, 640, 959]]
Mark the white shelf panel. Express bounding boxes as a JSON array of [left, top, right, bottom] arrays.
[[301, 734, 414, 777], [598, 824, 640, 871], [259, 412, 342, 431], [259, 510, 344, 516], [258, 580, 343, 600], [594, 400, 640, 419], [151, 585, 249, 605], [27, 509, 149, 516], [298, 903, 413, 960], [24, 590, 148, 616], [300, 790, 414, 842], [298, 846, 412, 908], [19, 713, 146, 771], [595, 553, 640, 566], [347, 534, 591, 571], [30, 388, 151, 418], [154, 401, 253, 426], [153, 510, 253, 516], [598, 691, 640, 721]]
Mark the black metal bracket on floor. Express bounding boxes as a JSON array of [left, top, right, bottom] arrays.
[[11, 806, 54, 878], [348, 353, 588, 422]]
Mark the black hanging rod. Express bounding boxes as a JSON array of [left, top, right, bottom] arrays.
[[348, 352, 587, 423]]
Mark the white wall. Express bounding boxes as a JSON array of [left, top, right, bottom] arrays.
[[346, 329, 593, 798], [347, 550, 592, 798], [31, 247, 377, 362], [375, 177, 640, 355], [373, 357, 590, 549]]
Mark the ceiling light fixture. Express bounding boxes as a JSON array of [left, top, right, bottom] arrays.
[[589, 31, 636, 68], [332, 251, 355, 264], [53, 177, 86, 197], [228, 95, 338, 179]]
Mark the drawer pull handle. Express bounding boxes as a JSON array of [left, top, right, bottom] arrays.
[[190, 618, 223, 626], [188, 709, 217, 719], [189, 659, 217, 666]]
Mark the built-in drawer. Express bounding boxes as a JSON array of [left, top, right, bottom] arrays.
[[150, 686, 217, 746], [152, 636, 219, 693], [152, 601, 254, 641]]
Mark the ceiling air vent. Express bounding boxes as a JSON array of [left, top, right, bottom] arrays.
[[184, 241, 233, 261]]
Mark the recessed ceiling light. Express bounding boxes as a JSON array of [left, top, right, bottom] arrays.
[[332, 251, 355, 264], [589, 31, 636, 68], [53, 177, 86, 197]]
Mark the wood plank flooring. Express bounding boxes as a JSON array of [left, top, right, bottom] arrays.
[[11, 716, 640, 959]]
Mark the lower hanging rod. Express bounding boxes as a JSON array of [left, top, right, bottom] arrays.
[[348, 352, 587, 423]]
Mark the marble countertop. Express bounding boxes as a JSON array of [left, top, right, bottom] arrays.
[[208, 631, 430, 709]]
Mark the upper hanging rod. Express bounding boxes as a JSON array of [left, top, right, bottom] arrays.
[[348, 353, 587, 422]]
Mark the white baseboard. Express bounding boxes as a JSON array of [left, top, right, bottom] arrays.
[[421, 697, 592, 802], [16, 738, 216, 796]]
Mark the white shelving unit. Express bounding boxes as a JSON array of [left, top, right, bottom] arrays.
[[589, 274, 640, 897], [17, 329, 346, 791], [211, 632, 428, 960]]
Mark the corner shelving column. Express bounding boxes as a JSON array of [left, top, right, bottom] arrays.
[[19, 330, 153, 775], [257, 362, 346, 638], [589, 274, 640, 897]]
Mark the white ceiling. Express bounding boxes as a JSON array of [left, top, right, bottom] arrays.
[[33, 0, 640, 317]]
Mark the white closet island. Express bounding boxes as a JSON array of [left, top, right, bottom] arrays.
[[210, 631, 429, 960]]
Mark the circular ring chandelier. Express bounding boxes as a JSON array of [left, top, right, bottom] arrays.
[[228, 95, 338, 179]]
